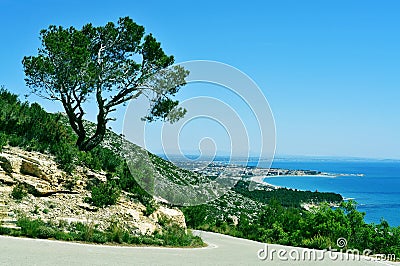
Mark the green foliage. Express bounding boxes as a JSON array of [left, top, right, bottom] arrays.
[[23, 17, 188, 151], [144, 200, 158, 216], [32, 205, 40, 215], [0, 226, 11, 235], [51, 142, 78, 174], [155, 225, 203, 247], [115, 160, 157, 212], [302, 235, 334, 249], [0, 87, 77, 172], [17, 216, 48, 238], [2, 88, 398, 255], [0, 88, 158, 212], [183, 199, 400, 258], [87, 180, 120, 207], [0, 88, 70, 148], [11, 184, 27, 201], [0, 132, 7, 151], [234, 180, 343, 207], [83, 146, 122, 172], [5, 216, 203, 247]]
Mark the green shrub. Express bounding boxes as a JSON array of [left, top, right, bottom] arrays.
[[7, 134, 24, 147], [11, 184, 27, 201], [88, 180, 120, 207], [302, 235, 334, 249], [51, 142, 78, 174], [17, 216, 46, 238], [0, 226, 11, 235], [54, 231, 74, 241], [11, 216, 203, 247], [36, 225, 56, 239], [154, 225, 204, 247], [92, 232, 108, 243], [144, 199, 158, 216], [86, 147, 122, 172]]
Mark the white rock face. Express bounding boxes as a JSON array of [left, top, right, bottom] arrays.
[[150, 206, 187, 228], [0, 147, 65, 195], [0, 146, 186, 235]]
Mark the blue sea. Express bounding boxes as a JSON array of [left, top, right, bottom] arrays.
[[218, 157, 400, 227]]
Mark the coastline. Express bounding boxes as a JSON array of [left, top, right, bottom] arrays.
[[260, 174, 338, 191]]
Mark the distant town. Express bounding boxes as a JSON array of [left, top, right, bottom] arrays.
[[173, 160, 363, 181]]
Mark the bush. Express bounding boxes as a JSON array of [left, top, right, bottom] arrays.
[[92, 232, 108, 244], [17, 216, 46, 238], [0, 226, 11, 235], [88, 180, 120, 207], [11, 184, 27, 201], [144, 199, 158, 216], [36, 225, 56, 239], [8, 215, 204, 247], [302, 235, 334, 249], [154, 225, 204, 247], [51, 142, 78, 174], [54, 231, 74, 241]]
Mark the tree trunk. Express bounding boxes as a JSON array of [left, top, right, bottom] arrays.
[[76, 112, 107, 152], [77, 129, 106, 151]]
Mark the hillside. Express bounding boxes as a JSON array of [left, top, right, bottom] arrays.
[[0, 88, 399, 258], [0, 88, 202, 247], [0, 146, 185, 233]]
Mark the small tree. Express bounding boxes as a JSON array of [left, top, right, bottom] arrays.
[[23, 17, 188, 151]]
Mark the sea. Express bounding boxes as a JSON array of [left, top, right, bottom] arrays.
[[233, 157, 400, 227]]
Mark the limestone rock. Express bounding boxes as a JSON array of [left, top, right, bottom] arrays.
[[150, 205, 186, 228], [0, 153, 21, 173], [0, 172, 16, 185], [85, 169, 107, 183], [0, 146, 187, 236], [20, 159, 45, 179]]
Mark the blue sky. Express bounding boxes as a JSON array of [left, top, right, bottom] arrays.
[[0, 0, 399, 159]]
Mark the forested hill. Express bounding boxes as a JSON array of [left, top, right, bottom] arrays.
[[233, 180, 342, 207]]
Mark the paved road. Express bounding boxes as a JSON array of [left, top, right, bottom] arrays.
[[0, 231, 397, 266]]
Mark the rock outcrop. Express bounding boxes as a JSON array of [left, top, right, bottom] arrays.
[[0, 146, 186, 235], [0, 147, 66, 195]]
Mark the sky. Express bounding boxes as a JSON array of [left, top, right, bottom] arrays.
[[0, 0, 399, 159]]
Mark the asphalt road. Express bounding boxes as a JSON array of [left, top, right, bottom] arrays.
[[0, 231, 398, 266]]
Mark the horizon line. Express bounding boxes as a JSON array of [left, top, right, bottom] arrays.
[[155, 152, 400, 161]]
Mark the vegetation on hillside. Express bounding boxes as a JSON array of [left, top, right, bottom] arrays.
[[1, 88, 399, 257], [0, 87, 151, 206], [183, 200, 400, 258], [0, 215, 203, 247], [0, 87, 203, 247], [234, 180, 342, 207]]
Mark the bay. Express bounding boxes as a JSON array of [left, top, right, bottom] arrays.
[[259, 158, 400, 226]]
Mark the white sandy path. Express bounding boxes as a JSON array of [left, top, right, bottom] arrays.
[[0, 231, 398, 266]]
